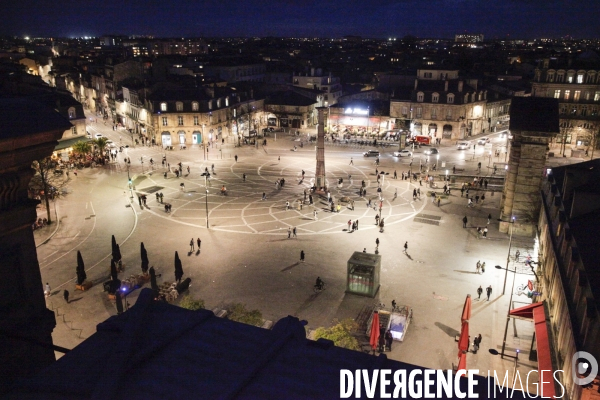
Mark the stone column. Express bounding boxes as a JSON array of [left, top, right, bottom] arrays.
[[499, 132, 554, 236], [315, 107, 326, 189], [0, 98, 72, 395]]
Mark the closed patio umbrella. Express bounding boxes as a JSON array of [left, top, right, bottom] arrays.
[[461, 294, 472, 324], [369, 311, 380, 351]]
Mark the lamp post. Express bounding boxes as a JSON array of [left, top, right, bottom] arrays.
[[502, 216, 516, 295], [205, 189, 209, 229]]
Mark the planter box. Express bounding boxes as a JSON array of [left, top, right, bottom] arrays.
[[76, 281, 93, 291]]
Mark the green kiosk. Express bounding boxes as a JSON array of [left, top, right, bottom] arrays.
[[346, 252, 381, 298]]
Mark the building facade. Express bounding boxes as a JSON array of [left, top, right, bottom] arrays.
[[293, 68, 342, 106], [537, 160, 600, 400], [390, 69, 489, 140], [532, 61, 600, 155]]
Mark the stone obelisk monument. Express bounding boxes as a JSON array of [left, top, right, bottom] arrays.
[[315, 107, 326, 189]]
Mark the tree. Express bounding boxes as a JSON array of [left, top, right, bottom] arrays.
[[558, 124, 576, 156], [178, 295, 205, 311], [72, 141, 91, 155], [226, 303, 262, 326], [93, 137, 109, 154], [29, 157, 69, 224], [313, 319, 360, 351]]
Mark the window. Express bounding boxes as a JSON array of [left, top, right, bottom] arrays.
[[567, 75, 573, 83], [71, 126, 77, 136], [587, 73, 596, 83], [192, 102, 199, 111], [162, 117, 168, 126], [559, 105, 567, 115], [595, 92, 600, 102], [556, 73, 564, 82], [68, 107, 76, 118], [581, 106, 587, 116], [424, 72, 432, 78], [432, 93, 439, 103], [564, 90, 570, 100], [208, 100, 212, 110], [415, 107, 422, 118], [178, 116, 184, 126], [431, 108, 437, 119], [577, 74, 584, 83], [446, 108, 453, 119], [217, 99, 221, 108], [574, 91, 580, 102], [447, 94, 454, 104], [570, 107, 577, 115], [160, 103, 167, 112], [417, 92, 424, 102], [225, 97, 229, 107], [194, 116, 199, 125], [547, 72, 555, 82], [176, 102, 183, 111], [554, 90, 561, 99], [401, 106, 408, 117], [592, 107, 598, 116]]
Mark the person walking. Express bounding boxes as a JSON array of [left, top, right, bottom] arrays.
[[190, 238, 195, 252], [300, 250, 305, 262], [376, 238, 380, 249], [437, 197, 441, 207], [393, 170, 397, 179], [393, 188, 397, 200], [262, 192, 266, 200], [355, 219, 359, 230], [476, 260, 481, 274], [473, 334, 482, 354], [287, 227, 291, 239], [486, 285, 492, 301], [349, 157, 353, 165], [197, 238, 201, 250], [286, 201, 290, 210], [63, 289, 70, 304], [463, 216, 468, 228], [293, 227, 297, 238], [44, 283, 51, 297], [348, 220, 352, 231], [403, 241, 408, 253], [243, 173, 246, 182], [314, 210, 318, 220], [235, 155, 238, 162], [477, 285, 483, 300], [481, 262, 486, 273], [487, 213, 491, 225], [483, 227, 488, 238]]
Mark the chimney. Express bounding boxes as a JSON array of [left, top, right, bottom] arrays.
[[444, 80, 448, 92], [458, 81, 463, 92], [414, 79, 418, 90]]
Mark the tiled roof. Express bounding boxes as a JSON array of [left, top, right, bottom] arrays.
[[0, 98, 72, 139]]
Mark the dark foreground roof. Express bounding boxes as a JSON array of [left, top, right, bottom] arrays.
[[509, 97, 559, 133], [8, 289, 527, 399], [0, 98, 72, 139]]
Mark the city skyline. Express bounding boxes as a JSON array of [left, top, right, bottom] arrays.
[[3, 0, 600, 39]]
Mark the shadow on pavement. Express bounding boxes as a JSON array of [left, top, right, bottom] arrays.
[[281, 262, 301, 272], [434, 321, 459, 338]]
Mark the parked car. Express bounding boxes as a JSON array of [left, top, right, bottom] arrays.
[[95, 133, 102, 138], [393, 149, 413, 157], [424, 148, 439, 155], [477, 137, 490, 145], [456, 141, 471, 150], [363, 150, 380, 157], [262, 127, 275, 133]]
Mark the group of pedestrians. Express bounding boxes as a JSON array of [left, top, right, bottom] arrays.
[[189, 238, 202, 252], [287, 227, 298, 238], [476, 285, 493, 301], [347, 219, 359, 232]]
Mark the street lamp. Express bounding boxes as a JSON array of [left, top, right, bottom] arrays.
[[205, 189, 209, 229], [501, 216, 516, 295]]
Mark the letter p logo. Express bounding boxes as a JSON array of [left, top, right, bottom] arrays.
[[572, 351, 598, 386]]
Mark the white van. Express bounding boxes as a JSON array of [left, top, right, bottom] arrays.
[[456, 141, 471, 150]]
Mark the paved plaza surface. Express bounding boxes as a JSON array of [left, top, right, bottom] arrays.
[[36, 114, 543, 388]]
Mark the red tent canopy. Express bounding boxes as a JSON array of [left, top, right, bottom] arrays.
[[461, 294, 472, 323], [457, 320, 469, 358], [369, 312, 380, 350]]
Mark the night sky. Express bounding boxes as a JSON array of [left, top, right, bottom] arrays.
[[3, 0, 599, 39]]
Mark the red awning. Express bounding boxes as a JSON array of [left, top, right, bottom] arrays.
[[509, 302, 555, 398]]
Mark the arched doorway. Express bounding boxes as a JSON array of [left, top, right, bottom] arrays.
[[178, 130, 186, 144], [428, 123, 438, 137], [413, 122, 422, 135], [161, 132, 172, 147], [192, 131, 202, 145], [443, 124, 453, 138]]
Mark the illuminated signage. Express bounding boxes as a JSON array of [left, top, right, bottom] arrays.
[[344, 108, 369, 115]]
